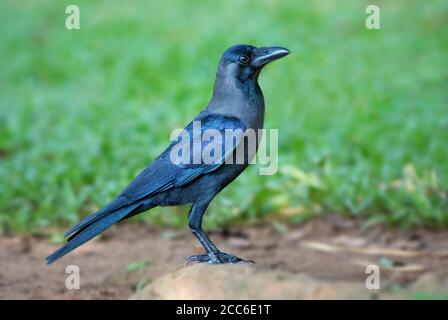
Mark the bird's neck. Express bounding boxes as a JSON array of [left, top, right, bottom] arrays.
[[207, 75, 265, 129]]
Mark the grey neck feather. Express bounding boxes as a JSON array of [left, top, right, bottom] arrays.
[[206, 64, 265, 129]]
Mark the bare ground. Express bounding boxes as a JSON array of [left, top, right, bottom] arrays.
[[1, 216, 448, 299]]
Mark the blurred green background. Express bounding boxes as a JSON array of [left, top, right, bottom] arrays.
[[0, 0, 447, 234]]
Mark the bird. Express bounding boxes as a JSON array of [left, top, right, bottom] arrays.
[[47, 44, 290, 265]]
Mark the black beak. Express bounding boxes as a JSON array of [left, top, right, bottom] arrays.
[[252, 46, 290, 68]]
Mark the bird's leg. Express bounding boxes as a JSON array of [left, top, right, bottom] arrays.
[[186, 200, 254, 265]]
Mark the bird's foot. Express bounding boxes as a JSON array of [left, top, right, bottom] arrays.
[[186, 251, 255, 265]]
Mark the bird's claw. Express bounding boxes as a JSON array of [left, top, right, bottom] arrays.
[[186, 251, 255, 265]]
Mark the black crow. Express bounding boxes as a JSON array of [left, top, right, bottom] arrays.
[[47, 44, 290, 264]]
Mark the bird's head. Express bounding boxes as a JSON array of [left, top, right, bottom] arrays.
[[217, 44, 290, 82]]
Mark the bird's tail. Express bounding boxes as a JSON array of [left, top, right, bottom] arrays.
[[46, 202, 141, 264]]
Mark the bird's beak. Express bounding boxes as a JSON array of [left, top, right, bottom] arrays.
[[252, 46, 290, 67]]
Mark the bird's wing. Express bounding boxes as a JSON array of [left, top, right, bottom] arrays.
[[120, 112, 248, 199], [64, 113, 247, 237]]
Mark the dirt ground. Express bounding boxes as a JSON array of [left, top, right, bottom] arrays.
[[1, 216, 448, 299]]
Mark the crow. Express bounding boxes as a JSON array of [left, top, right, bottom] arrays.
[[47, 44, 290, 264]]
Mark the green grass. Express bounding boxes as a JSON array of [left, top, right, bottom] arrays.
[[0, 0, 447, 233]]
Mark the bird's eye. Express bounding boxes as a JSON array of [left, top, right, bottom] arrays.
[[238, 55, 250, 65]]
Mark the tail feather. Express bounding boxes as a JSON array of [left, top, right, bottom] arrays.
[[46, 203, 140, 264], [63, 197, 127, 237]]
